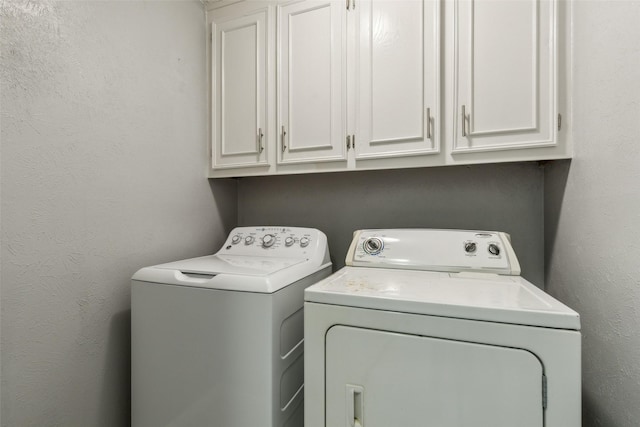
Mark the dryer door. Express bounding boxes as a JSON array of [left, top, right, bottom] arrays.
[[326, 326, 543, 427]]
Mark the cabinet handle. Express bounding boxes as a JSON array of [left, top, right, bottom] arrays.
[[461, 105, 468, 137], [346, 0, 350, 10], [426, 107, 432, 140], [257, 128, 264, 153], [281, 125, 287, 152]]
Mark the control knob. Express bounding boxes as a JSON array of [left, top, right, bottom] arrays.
[[299, 237, 310, 247], [231, 235, 242, 244], [284, 237, 295, 247], [488, 243, 501, 256], [244, 236, 255, 245], [262, 234, 276, 248], [464, 242, 477, 253], [363, 237, 384, 255]]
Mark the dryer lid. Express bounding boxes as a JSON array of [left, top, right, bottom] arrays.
[[305, 267, 580, 330]]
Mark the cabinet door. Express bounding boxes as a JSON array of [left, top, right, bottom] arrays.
[[326, 326, 544, 427], [277, 0, 347, 164], [454, 0, 557, 152], [211, 9, 269, 169], [355, 0, 440, 159]]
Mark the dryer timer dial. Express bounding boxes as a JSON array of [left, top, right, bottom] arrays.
[[363, 237, 384, 255]]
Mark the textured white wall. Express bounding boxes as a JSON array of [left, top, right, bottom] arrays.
[[545, 2, 640, 426], [238, 163, 545, 285], [0, 1, 236, 425]]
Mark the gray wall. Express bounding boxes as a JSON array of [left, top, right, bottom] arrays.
[[0, 1, 236, 426], [239, 163, 545, 285], [544, 2, 640, 426], [5, 1, 637, 426]]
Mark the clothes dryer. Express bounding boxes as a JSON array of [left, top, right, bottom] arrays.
[[305, 229, 580, 427], [132, 226, 331, 427]]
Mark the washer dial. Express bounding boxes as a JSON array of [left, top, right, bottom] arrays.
[[262, 234, 275, 248], [244, 236, 255, 245], [284, 237, 295, 247], [231, 235, 242, 244], [299, 237, 310, 247]]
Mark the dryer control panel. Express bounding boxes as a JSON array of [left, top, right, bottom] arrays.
[[219, 226, 325, 258], [346, 229, 520, 275]]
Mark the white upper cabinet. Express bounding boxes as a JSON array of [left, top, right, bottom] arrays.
[[206, 0, 570, 178], [354, 0, 440, 160], [277, 0, 347, 164], [211, 8, 270, 170], [454, 0, 557, 153]]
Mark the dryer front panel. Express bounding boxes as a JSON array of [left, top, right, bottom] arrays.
[[325, 326, 544, 427]]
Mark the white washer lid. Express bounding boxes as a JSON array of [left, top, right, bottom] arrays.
[[132, 254, 330, 293], [132, 226, 332, 293], [153, 254, 305, 276], [305, 267, 580, 330]]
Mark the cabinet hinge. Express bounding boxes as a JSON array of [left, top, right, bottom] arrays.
[[558, 114, 562, 131], [542, 374, 548, 410]]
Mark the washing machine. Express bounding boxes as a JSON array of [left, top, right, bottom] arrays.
[[131, 226, 331, 427], [305, 229, 581, 427]]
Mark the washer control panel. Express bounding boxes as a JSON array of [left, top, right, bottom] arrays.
[[346, 229, 521, 275], [220, 226, 322, 257]]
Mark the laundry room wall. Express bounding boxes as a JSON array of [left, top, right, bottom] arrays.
[[544, 2, 640, 426], [238, 162, 545, 286], [0, 1, 236, 426]]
